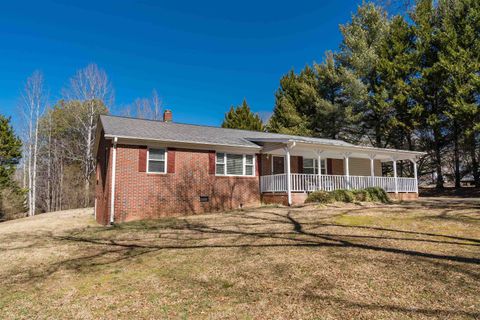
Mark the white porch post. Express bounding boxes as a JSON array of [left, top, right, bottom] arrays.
[[285, 145, 293, 205], [411, 158, 418, 193], [315, 149, 323, 191], [344, 153, 351, 189], [392, 157, 398, 194], [369, 154, 376, 187]]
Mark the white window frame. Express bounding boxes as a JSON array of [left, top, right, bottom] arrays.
[[147, 147, 167, 174], [303, 158, 326, 175], [244, 154, 255, 176], [215, 152, 256, 177]]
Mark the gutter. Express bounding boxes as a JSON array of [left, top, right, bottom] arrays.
[[109, 136, 118, 225]]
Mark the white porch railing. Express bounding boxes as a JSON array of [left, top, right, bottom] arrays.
[[260, 173, 418, 193]]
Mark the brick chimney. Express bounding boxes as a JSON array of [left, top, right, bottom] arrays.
[[163, 109, 172, 122]]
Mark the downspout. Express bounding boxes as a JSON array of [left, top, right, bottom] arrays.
[[110, 137, 118, 225]]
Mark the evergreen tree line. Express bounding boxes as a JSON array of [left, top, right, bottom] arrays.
[[224, 0, 480, 188]]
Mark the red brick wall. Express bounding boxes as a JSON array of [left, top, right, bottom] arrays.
[[261, 192, 308, 206], [103, 144, 261, 223], [95, 133, 112, 225]]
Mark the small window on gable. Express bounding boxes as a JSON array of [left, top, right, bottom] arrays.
[[148, 148, 166, 173]]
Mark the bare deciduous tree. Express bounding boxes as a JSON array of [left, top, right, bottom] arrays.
[[19, 71, 46, 216], [63, 64, 113, 207], [121, 89, 163, 120], [151, 89, 162, 120]]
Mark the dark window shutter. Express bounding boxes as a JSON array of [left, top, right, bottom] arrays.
[[208, 151, 215, 174], [327, 158, 333, 175], [138, 146, 147, 172], [297, 156, 303, 173], [256, 153, 261, 176], [167, 148, 176, 173]]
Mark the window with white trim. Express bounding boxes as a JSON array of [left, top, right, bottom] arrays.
[[148, 148, 166, 173], [303, 158, 326, 174], [245, 155, 254, 176], [216, 153, 255, 176]]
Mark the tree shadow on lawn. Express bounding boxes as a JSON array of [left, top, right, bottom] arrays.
[[2, 204, 480, 318], [4, 207, 478, 283], [303, 293, 480, 318]]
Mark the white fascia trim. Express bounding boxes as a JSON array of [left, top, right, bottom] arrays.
[[293, 140, 426, 157], [257, 138, 426, 159]]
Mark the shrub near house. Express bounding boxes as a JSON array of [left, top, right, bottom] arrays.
[[306, 187, 390, 204]]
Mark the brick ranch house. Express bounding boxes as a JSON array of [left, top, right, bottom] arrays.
[[94, 111, 425, 225]]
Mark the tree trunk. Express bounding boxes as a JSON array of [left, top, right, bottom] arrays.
[[433, 127, 444, 189], [375, 123, 381, 148], [22, 157, 27, 189], [46, 118, 52, 213], [453, 123, 461, 188], [84, 102, 95, 207], [28, 108, 33, 216], [471, 133, 479, 188], [59, 158, 64, 211], [31, 103, 40, 216]]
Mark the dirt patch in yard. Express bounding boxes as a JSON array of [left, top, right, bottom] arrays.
[[0, 199, 479, 319]]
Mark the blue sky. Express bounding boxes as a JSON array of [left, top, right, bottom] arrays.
[[0, 0, 361, 129]]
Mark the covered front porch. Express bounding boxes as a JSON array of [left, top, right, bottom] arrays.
[[254, 138, 424, 205]]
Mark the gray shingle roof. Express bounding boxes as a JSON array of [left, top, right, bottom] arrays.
[[100, 115, 353, 149]]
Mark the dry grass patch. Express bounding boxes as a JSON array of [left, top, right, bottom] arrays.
[[0, 199, 479, 319]]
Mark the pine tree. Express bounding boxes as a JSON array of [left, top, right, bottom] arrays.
[[438, 0, 480, 187], [0, 115, 22, 188], [267, 71, 313, 136], [336, 2, 392, 147], [411, 0, 449, 188], [221, 99, 264, 131], [313, 52, 363, 140], [0, 115, 23, 219], [377, 15, 417, 150]]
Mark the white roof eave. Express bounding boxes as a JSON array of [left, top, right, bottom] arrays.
[[255, 138, 426, 160]]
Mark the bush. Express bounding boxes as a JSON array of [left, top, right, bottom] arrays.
[[352, 189, 369, 202], [330, 189, 355, 203], [305, 187, 390, 204], [305, 191, 333, 204], [363, 187, 390, 203]]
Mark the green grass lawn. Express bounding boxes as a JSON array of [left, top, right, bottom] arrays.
[[0, 198, 479, 319]]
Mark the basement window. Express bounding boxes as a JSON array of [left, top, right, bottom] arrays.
[[147, 148, 166, 173], [216, 152, 255, 176]]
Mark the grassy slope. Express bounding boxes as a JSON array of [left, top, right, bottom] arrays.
[[0, 199, 479, 319]]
